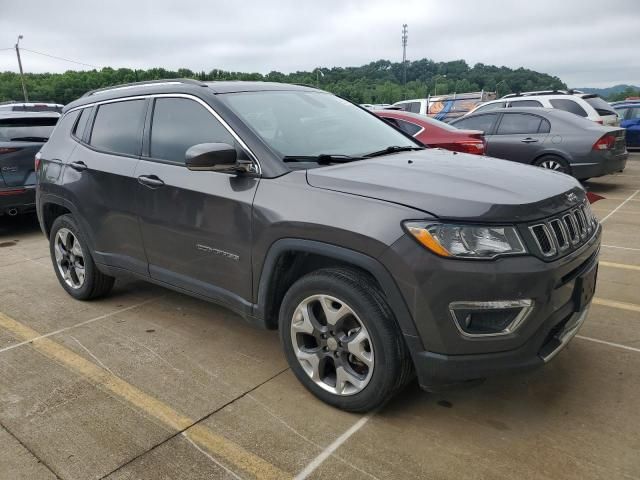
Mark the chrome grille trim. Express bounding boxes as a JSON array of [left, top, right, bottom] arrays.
[[528, 202, 598, 258]]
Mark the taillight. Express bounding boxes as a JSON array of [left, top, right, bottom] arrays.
[[595, 119, 603, 125], [0, 147, 20, 155], [592, 134, 616, 151], [35, 151, 42, 171]]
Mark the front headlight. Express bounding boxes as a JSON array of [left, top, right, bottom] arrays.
[[404, 222, 527, 259]]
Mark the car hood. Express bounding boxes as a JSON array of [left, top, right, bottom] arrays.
[[306, 149, 585, 222]]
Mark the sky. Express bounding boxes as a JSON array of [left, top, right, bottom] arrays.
[[0, 0, 638, 88]]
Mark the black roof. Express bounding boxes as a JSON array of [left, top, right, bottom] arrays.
[[63, 79, 319, 113]]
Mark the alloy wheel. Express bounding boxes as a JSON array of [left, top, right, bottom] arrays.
[[539, 159, 567, 172], [290, 294, 374, 395], [54, 228, 86, 289]]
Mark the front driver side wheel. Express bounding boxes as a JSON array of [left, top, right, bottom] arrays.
[[49, 214, 115, 300], [279, 267, 412, 412]]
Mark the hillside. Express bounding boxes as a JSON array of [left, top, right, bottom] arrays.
[[576, 84, 640, 98], [0, 58, 566, 105]]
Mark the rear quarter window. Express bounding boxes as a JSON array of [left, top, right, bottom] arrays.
[[583, 96, 617, 117], [395, 119, 422, 136]]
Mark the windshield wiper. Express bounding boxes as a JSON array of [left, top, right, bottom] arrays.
[[283, 154, 364, 165], [364, 145, 424, 158]]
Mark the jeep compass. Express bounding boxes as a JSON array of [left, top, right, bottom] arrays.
[[36, 80, 600, 412]]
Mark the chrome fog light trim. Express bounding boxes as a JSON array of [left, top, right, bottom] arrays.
[[449, 300, 534, 338]]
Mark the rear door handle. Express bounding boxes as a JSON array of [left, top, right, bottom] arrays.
[[521, 138, 539, 143], [138, 175, 165, 188], [69, 161, 88, 171]]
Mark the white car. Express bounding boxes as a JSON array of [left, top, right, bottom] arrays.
[[468, 92, 619, 126]]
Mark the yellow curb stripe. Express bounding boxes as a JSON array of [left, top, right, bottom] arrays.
[[593, 297, 640, 314], [0, 311, 287, 480], [600, 261, 640, 272]]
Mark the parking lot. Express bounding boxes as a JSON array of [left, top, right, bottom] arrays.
[[0, 154, 638, 480]]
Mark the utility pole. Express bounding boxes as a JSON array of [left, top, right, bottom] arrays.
[[401, 24, 408, 92], [15, 35, 28, 102]]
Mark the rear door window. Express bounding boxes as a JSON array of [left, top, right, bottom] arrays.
[[0, 116, 58, 142], [509, 100, 543, 108], [496, 113, 543, 135], [149, 97, 235, 164], [453, 114, 498, 133], [72, 108, 91, 140], [89, 100, 146, 156], [549, 99, 588, 117]]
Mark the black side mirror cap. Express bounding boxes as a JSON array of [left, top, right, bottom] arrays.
[[185, 143, 237, 171]]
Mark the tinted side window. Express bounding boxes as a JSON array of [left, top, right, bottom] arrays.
[[396, 119, 422, 136], [496, 114, 542, 135], [628, 107, 640, 120], [549, 99, 588, 117], [509, 100, 543, 108], [150, 98, 235, 164], [89, 100, 146, 156], [454, 114, 497, 133], [72, 108, 90, 140]]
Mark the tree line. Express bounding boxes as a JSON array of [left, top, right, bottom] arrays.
[[0, 58, 568, 105]]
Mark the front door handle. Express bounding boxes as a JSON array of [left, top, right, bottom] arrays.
[[138, 175, 165, 188], [521, 138, 539, 143], [69, 161, 88, 171]]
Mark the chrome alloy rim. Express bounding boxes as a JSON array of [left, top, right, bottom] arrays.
[[54, 228, 86, 289], [539, 159, 567, 172], [290, 294, 374, 396]]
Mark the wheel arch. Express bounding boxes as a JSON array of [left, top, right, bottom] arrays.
[[254, 239, 420, 340], [531, 149, 572, 166]]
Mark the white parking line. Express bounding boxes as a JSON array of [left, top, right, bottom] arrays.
[[600, 189, 640, 223], [0, 297, 158, 355], [602, 244, 640, 252], [294, 412, 374, 480], [576, 335, 640, 354]]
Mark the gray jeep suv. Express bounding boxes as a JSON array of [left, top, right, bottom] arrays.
[[36, 80, 600, 412]]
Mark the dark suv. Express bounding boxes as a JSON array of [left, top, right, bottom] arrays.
[[36, 80, 600, 412]]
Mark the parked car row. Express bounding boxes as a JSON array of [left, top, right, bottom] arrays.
[[613, 101, 640, 149]]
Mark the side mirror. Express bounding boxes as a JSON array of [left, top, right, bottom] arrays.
[[185, 143, 238, 172]]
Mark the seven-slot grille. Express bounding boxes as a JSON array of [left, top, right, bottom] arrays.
[[528, 202, 598, 258]]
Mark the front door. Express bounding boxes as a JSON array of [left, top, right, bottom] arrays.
[[135, 96, 258, 307]]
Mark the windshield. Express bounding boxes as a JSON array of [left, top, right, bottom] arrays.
[[220, 91, 418, 159]]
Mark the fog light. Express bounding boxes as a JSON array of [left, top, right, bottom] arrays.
[[449, 300, 533, 337]]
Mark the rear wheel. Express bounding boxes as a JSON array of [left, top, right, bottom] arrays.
[[279, 268, 412, 412], [49, 215, 115, 300], [533, 155, 571, 175]]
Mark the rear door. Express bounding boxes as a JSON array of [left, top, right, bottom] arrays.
[[485, 112, 550, 164], [0, 115, 58, 187], [64, 99, 149, 274], [135, 96, 258, 304]]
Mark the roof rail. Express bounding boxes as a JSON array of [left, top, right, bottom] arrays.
[[82, 78, 207, 97]]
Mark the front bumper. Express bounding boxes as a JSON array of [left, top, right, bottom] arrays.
[[380, 224, 601, 389], [0, 185, 36, 215]]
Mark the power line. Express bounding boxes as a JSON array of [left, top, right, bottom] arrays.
[[0, 47, 14, 51], [20, 48, 98, 69]]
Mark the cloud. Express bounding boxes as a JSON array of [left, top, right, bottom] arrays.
[[0, 0, 637, 87]]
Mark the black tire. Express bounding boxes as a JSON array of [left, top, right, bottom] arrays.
[[533, 155, 571, 175], [49, 214, 115, 300], [279, 267, 413, 412]]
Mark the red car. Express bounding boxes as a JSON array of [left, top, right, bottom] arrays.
[[375, 110, 486, 155]]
